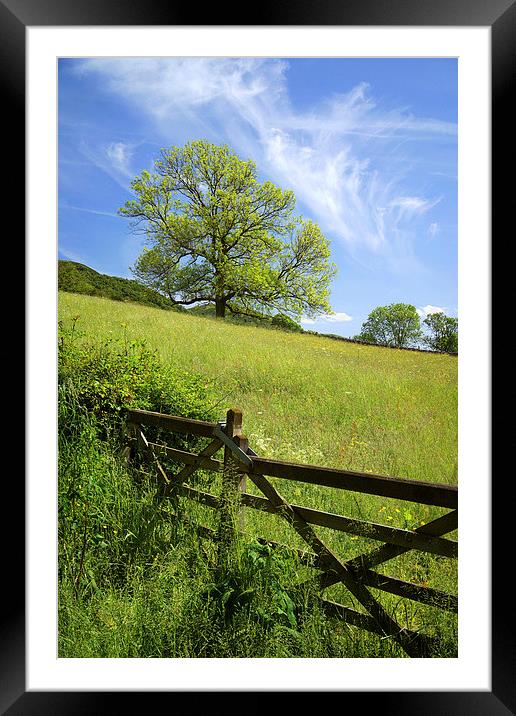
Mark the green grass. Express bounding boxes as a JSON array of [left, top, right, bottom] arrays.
[[59, 291, 457, 480], [58, 291, 458, 658]]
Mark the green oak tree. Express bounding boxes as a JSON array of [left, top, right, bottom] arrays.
[[422, 312, 458, 353], [119, 140, 336, 319], [355, 303, 422, 348]]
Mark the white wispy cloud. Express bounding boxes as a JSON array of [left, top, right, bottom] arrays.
[[301, 311, 352, 324], [428, 222, 439, 238], [75, 58, 455, 262], [416, 304, 446, 318], [324, 312, 353, 322], [106, 142, 133, 176], [390, 196, 441, 218], [60, 203, 120, 218], [69, 136, 141, 191]]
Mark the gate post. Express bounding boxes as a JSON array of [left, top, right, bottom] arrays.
[[122, 419, 137, 465], [218, 408, 248, 554]]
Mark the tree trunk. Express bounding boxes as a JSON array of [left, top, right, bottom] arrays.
[[215, 296, 226, 318]]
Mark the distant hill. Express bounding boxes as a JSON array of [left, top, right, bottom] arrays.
[[58, 261, 306, 330], [58, 261, 180, 311]]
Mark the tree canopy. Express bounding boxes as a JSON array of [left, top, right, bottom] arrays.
[[119, 140, 336, 319], [355, 303, 422, 349], [422, 312, 458, 353]]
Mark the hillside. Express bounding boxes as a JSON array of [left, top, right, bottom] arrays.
[[59, 260, 308, 333], [58, 261, 454, 353], [58, 260, 179, 311], [58, 290, 458, 658], [58, 291, 457, 486], [58, 261, 305, 331]]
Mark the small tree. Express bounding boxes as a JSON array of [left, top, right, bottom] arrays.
[[119, 140, 336, 321], [422, 312, 458, 353], [355, 303, 422, 348]]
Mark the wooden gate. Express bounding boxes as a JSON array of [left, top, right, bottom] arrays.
[[125, 407, 458, 658]]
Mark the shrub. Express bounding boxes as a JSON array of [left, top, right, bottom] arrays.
[[57, 316, 220, 604], [271, 313, 303, 332], [58, 316, 218, 439]]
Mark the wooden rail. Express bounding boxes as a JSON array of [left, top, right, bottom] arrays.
[[129, 409, 458, 508], [125, 406, 458, 657]]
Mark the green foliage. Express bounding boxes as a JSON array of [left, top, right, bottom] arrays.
[[58, 260, 179, 310], [58, 316, 217, 434], [243, 542, 300, 628], [422, 312, 458, 353], [120, 140, 336, 320], [58, 394, 168, 593], [203, 539, 303, 630], [60, 291, 458, 485], [58, 315, 219, 625], [271, 312, 303, 332], [356, 303, 422, 348], [58, 293, 457, 659]]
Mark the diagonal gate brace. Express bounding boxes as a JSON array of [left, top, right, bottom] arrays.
[[213, 424, 254, 467], [246, 467, 432, 657]]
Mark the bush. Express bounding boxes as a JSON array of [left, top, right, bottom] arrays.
[[271, 313, 303, 332], [58, 316, 218, 439], [57, 316, 220, 607]]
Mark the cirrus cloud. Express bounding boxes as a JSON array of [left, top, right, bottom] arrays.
[[416, 304, 446, 318], [301, 311, 353, 325], [74, 57, 455, 266]]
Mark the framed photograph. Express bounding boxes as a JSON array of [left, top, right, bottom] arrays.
[[6, 0, 509, 711]]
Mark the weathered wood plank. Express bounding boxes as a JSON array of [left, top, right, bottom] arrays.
[[312, 510, 459, 594], [247, 456, 458, 508], [318, 567, 457, 612], [137, 427, 170, 486], [147, 442, 223, 472], [246, 470, 427, 657], [218, 410, 248, 548], [127, 411, 457, 508], [359, 571, 458, 612], [319, 600, 440, 656], [319, 600, 386, 636], [176, 485, 220, 509], [161, 438, 224, 496], [127, 408, 218, 437], [347, 509, 458, 572], [213, 425, 253, 466], [176, 483, 457, 612], [295, 505, 457, 557], [238, 492, 456, 557]]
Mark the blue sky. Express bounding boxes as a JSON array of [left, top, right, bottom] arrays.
[[58, 57, 457, 336]]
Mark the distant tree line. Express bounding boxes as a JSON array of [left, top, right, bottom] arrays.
[[354, 303, 458, 353]]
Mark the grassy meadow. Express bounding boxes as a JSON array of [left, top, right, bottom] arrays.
[[59, 292, 457, 479], [58, 291, 458, 658]]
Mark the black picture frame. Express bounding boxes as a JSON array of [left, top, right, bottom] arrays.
[[6, 0, 508, 712]]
